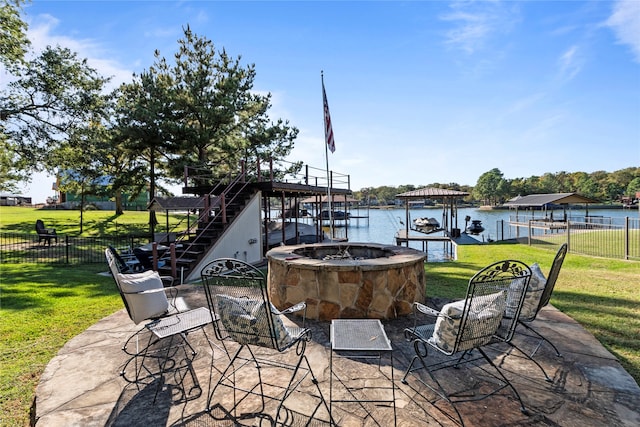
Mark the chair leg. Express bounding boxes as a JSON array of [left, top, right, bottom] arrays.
[[518, 321, 562, 357], [505, 341, 553, 382], [477, 347, 528, 415], [121, 329, 160, 384], [208, 344, 267, 420], [401, 340, 465, 427], [275, 352, 334, 426]]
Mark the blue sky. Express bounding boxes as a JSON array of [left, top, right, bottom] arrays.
[[14, 0, 640, 203]]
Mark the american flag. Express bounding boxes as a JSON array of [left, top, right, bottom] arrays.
[[323, 81, 336, 153]]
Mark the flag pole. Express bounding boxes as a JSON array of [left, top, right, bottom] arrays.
[[322, 71, 334, 240]]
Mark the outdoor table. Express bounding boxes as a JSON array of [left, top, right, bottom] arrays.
[[138, 243, 170, 252], [329, 319, 397, 426]]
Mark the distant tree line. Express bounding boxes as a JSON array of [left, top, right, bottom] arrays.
[[353, 167, 640, 206]]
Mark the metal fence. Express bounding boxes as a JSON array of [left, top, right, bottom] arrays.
[[0, 233, 148, 264], [506, 217, 640, 261], [4, 217, 639, 264]]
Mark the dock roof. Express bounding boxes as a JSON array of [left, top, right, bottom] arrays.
[[396, 187, 469, 199], [503, 193, 598, 207], [147, 196, 205, 211]]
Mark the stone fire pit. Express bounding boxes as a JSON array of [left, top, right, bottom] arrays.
[[266, 243, 426, 321]]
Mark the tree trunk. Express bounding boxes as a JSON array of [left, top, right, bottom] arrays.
[[149, 147, 156, 239], [80, 184, 85, 234], [115, 191, 124, 215]]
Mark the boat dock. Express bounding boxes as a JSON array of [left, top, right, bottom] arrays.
[[395, 230, 482, 260]]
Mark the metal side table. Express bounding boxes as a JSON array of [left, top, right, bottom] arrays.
[[330, 319, 397, 426], [144, 307, 216, 402]]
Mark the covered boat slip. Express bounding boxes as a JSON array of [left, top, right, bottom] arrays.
[[504, 193, 600, 230], [261, 183, 354, 245], [394, 187, 472, 260]]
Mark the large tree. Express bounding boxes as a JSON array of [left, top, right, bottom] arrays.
[[1, 46, 109, 172], [474, 168, 507, 206], [114, 27, 300, 233], [0, 0, 30, 70], [116, 69, 174, 216], [128, 27, 299, 188]]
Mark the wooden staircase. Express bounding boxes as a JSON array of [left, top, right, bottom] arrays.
[[157, 175, 257, 281]]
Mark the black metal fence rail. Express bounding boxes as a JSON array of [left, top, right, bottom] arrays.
[[509, 217, 640, 261], [0, 233, 148, 264]]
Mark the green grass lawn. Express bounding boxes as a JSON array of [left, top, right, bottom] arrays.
[[0, 263, 121, 427], [428, 242, 640, 383], [1, 208, 639, 426], [0, 206, 187, 236]]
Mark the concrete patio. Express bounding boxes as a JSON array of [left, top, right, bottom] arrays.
[[34, 285, 640, 426]]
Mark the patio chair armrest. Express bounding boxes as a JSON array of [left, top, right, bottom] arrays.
[[122, 288, 167, 296], [163, 285, 178, 301], [276, 301, 306, 315], [414, 302, 440, 317]]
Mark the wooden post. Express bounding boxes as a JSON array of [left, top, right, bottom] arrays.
[[256, 159, 260, 182], [221, 194, 227, 224], [170, 243, 176, 279], [152, 242, 158, 271]]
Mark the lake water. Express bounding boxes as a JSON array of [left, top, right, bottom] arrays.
[[331, 206, 639, 260]]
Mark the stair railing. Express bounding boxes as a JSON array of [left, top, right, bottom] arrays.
[[164, 165, 253, 278]]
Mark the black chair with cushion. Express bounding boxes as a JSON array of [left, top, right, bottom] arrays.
[[105, 248, 216, 403], [200, 258, 332, 426], [401, 260, 532, 426], [133, 246, 167, 271]]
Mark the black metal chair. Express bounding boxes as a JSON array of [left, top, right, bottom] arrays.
[[401, 260, 532, 426], [512, 244, 568, 360], [200, 258, 332, 426], [35, 219, 57, 245], [105, 248, 216, 402]]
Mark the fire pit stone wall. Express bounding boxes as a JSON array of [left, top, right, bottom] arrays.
[[266, 243, 426, 321]]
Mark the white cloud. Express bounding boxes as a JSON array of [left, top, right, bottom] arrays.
[[506, 92, 546, 116], [557, 45, 584, 82], [440, 1, 520, 55], [27, 13, 133, 89], [604, 0, 640, 63]]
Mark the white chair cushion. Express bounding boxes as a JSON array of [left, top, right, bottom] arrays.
[[217, 295, 292, 349], [429, 291, 505, 352], [117, 270, 169, 324], [505, 263, 547, 320]]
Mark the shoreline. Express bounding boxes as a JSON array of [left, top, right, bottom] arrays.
[[364, 203, 634, 211]]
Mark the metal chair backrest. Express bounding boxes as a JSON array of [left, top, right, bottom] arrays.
[[105, 247, 172, 325], [201, 258, 283, 350], [534, 243, 568, 316], [107, 246, 132, 273], [462, 260, 531, 347], [105, 248, 134, 320]]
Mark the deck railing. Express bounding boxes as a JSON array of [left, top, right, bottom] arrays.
[[183, 158, 351, 191]]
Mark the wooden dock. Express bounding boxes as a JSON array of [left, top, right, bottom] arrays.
[[395, 230, 483, 261], [395, 231, 481, 245], [395, 230, 452, 244]]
